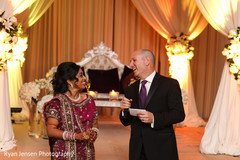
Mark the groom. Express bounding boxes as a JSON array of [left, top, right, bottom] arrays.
[[119, 49, 185, 160]]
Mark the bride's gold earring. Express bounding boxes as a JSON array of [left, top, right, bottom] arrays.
[[70, 83, 73, 88]]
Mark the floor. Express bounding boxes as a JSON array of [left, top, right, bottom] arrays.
[[0, 115, 239, 160]]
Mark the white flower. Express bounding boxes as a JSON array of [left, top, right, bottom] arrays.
[[19, 82, 40, 103], [229, 65, 238, 74], [165, 33, 193, 59], [181, 89, 188, 105], [45, 78, 53, 92], [10, 16, 17, 24], [37, 95, 53, 113], [229, 30, 237, 37], [12, 36, 18, 43], [233, 56, 240, 67], [0, 10, 20, 71], [35, 78, 48, 89], [3, 19, 13, 31], [223, 28, 240, 80], [46, 66, 57, 79]]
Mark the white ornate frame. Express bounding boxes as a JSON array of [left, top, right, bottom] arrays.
[[76, 42, 125, 79], [46, 42, 125, 80]]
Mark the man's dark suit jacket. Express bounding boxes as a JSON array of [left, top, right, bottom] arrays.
[[120, 73, 185, 160]]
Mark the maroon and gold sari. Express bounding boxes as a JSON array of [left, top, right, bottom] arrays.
[[44, 93, 98, 160]]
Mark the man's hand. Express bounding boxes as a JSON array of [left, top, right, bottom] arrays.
[[137, 110, 153, 123], [120, 97, 132, 111]]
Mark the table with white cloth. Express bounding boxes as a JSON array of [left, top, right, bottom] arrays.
[[92, 93, 123, 116], [0, 70, 16, 151], [93, 93, 124, 107]]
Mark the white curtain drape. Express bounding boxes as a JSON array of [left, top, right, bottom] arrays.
[[0, 0, 35, 151], [7, 61, 29, 119], [0, 0, 52, 151], [195, 0, 240, 156], [0, 0, 14, 18], [3, 0, 54, 120], [16, 0, 54, 28], [0, 0, 37, 17], [11, 0, 37, 15], [131, 0, 207, 127], [0, 70, 16, 151]]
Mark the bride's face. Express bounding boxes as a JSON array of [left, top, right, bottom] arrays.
[[74, 69, 86, 90]]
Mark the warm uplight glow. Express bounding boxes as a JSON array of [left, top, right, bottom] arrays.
[[0, 10, 27, 71], [222, 27, 240, 80], [165, 33, 194, 87], [168, 55, 189, 85], [11, 36, 28, 66], [11, 0, 37, 15]]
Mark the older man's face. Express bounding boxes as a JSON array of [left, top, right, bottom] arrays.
[[129, 51, 146, 79]]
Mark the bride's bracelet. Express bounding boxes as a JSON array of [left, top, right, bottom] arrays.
[[91, 127, 99, 135], [63, 131, 76, 141]]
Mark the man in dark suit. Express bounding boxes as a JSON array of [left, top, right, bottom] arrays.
[[120, 49, 185, 160]]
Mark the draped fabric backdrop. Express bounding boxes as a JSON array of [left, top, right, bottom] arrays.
[[19, 0, 226, 120], [0, 0, 38, 151], [5, 0, 54, 119], [16, 0, 54, 30], [195, 0, 240, 155], [113, 0, 168, 75], [131, 0, 208, 127]]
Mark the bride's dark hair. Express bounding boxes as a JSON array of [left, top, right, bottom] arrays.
[[52, 62, 80, 95]]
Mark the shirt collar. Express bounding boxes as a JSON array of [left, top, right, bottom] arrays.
[[141, 71, 156, 83]]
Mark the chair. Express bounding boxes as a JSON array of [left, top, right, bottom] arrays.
[[77, 42, 133, 94], [77, 42, 124, 80]]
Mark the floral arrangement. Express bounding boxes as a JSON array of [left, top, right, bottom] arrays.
[[37, 94, 53, 113], [165, 33, 194, 78], [0, 10, 17, 71], [19, 68, 54, 112], [165, 32, 194, 59], [222, 27, 240, 80], [46, 66, 57, 79], [19, 78, 53, 103], [0, 10, 27, 71], [19, 82, 40, 103], [35, 78, 53, 91]]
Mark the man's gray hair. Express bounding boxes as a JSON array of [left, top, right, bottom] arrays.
[[141, 49, 155, 66]]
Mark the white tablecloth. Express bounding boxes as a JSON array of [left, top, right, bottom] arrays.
[[95, 100, 121, 107], [93, 93, 124, 107], [0, 70, 16, 151]]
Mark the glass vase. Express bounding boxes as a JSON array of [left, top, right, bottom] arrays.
[[28, 99, 41, 138], [40, 113, 48, 139]]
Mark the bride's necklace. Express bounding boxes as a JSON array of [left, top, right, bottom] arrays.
[[65, 93, 81, 102]]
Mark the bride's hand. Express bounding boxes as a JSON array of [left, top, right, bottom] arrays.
[[75, 131, 90, 141]]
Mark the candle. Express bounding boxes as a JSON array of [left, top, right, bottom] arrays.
[[88, 91, 97, 99], [109, 90, 119, 101]]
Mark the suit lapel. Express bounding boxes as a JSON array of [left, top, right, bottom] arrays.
[[145, 74, 159, 108], [134, 80, 140, 108]]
